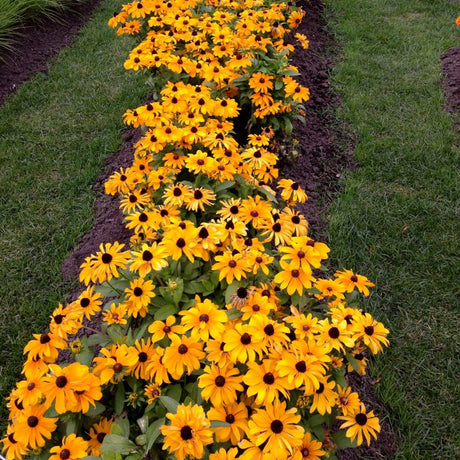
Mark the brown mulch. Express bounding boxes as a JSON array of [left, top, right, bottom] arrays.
[[0, 0, 101, 106], [441, 47, 460, 112], [1, 0, 397, 457]]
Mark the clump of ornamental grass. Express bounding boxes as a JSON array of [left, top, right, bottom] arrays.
[[1, 0, 389, 459]]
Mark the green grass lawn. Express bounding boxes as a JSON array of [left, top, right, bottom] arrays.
[[324, 0, 459, 458], [0, 0, 145, 429]]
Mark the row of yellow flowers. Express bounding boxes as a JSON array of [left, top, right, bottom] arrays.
[[2, 0, 389, 459]]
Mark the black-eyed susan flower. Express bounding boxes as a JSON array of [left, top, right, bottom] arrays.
[[88, 418, 113, 456], [274, 259, 313, 295], [130, 242, 169, 277], [148, 315, 184, 343], [208, 402, 248, 444], [309, 377, 337, 415], [338, 404, 381, 446], [244, 359, 290, 404], [145, 347, 171, 385], [352, 313, 389, 354], [72, 285, 103, 320], [334, 269, 375, 296], [49, 434, 88, 460], [1, 424, 28, 460], [13, 404, 58, 450], [336, 385, 361, 417], [290, 432, 325, 460], [198, 363, 243, 406], [79, 242, 130, 285], [93, 344, 138, 385], [160, 403, 213, 460], [248, 399, 304, 456], [180, 297, 227, 341], [223, 322, 265, 364], [163, 334, 205, 379], [23, 332, 66, 363], [212, 250, 251, 284]]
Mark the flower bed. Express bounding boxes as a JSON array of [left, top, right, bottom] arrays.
[[1, 0, 389, 459]]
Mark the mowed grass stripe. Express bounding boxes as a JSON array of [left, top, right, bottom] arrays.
[[325, 0, 459, 458], [0, 0, 144, 427]]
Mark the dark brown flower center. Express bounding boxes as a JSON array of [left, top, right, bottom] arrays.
[[97, 432, 106, 444], [291, 269, 300, 278], [264, 324, 275, 336], [138, 352, 148, 362], [113, 363, 123, 373], [40, 333, 50, 344], [27, 416, 39, 428], [142, 250, 153, 261], [240, 333, 251, 345], [60, 449, 70, 460], [101, 253, 113, 264], [225, 413, 235, 424], [364, 326, 374, 336], [350, 275, 358, 282], [328, 327, 340, 339], [176, 238, 186, 248], [263, 372, 275, 385], [80, 297, 90, 307], [270, 420, 283, 434], [180, 425, 193, 440], [56, 376, 68, 388], [215, 376, 226, 387], [178, 344, 188, 354], [133, 287, 143, 297], [355, 412, 368, 426], [295, 360, 307, 373], [199, 314, 209, 323]]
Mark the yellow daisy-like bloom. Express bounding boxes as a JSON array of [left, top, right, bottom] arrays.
[[208, 402, 248, 444], [244, 359, 290, 404], [180, 297, 227, 341], [13, 403, 58, 450], [249, 72, 274, 93], [274, 259, 313, 295], [223, 321, 265, 364], [198, 363, 244, 407], [148, 315, 184, 343], [248, 399, 304, 456], [290, 432, 325, 460], [284, 308, 321, 340], [336, 385, 361, 416], [309, 377, 337, 415], [23, 332, 66, 363], [88, 417, 113, 456], [124, 277, 156, 312], [314, 278, 346, 301], [278, 179, 308, 204], [130, 338, 156, 380], [43, 362, 93, 414], [49, 434, 88, 460], [184, 187, 216, 212], [317, 318, 356, 353], [163, 334, 205, 379], [161, 404, 213, 460], [334, 269, 375, 296], [144, 383, 161, 405], [1, 424, 28, 460], [102, 302, 128, 326], [352, 312, 390, 354], [130, 242, 169, 277], [79, 242, 130, 285], [92, 344, 138, 385], [73, 285, 103, 320], [212, 250, 251, 284], [15, 368, 47, 407], [338, 404, 381, 446], [209, 447, 239, 460]]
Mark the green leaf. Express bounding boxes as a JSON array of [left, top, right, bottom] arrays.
[[101, 434, 137, 455], [226, 308, 242, 320], [332, 430, 357, 449], [85, 401, 106, 417], [215, 181, 235, 193], [166, 384, 182, 402], [65, 415, 78, 436], [135, 434, 146, 446], [224, 281, 245, 304], [154, 304, 178, 320], [114, 383, 125, 416], [346, 352, 360, 373], [87, 333, 110, 347], [145, 417, 165, 453], [75, 348, 94, 367], [274, 79, 284, 91], [210, 420, 231, 428], [284, 118, 293, 136], [159, 395, 179, 414], [44, 406, 59, 418], [308, 414, 326, 427], [137, 415, 149, 434]]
